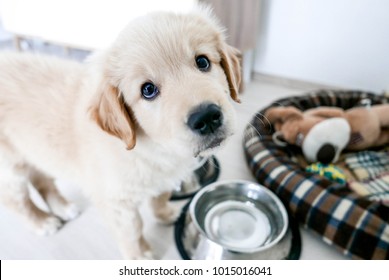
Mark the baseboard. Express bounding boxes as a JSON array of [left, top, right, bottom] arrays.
[[252, 72, 342, 91]]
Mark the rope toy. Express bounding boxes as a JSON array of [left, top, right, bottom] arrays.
[[306, 163, 346, 184]]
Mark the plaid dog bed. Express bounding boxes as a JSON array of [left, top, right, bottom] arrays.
[[243, 90, 389, 259], [345, 151, 389, 202], [345, 150, 389, 181]]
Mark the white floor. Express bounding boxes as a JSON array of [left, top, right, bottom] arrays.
[[0, 73, 347, 260]]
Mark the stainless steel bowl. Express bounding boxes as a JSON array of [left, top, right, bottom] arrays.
[[178, 180, 289, 259]]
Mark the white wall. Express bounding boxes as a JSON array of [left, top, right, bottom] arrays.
[[0, 0, 196, 50], [254, 0, 389, 92]]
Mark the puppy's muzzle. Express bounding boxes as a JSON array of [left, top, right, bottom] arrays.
[[187, 103, 223, 135]]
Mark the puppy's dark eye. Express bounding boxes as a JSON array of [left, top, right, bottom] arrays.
[[141, 82, 159, 100], [195, 55, 211, 72]]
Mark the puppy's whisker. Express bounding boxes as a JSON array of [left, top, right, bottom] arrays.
[[254, 114, 273, 134], [244, 122, 262, 141], [272, 101, 285, 107], [253, 114, 266, 128], [206, 157, 220, 170]]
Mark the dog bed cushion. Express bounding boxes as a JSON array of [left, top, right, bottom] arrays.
[[243, 90, 389, 259]]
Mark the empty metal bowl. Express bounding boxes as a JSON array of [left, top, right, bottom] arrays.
[[176, 180, 289, 259]]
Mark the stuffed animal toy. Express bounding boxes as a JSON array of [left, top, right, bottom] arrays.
[[265, 103, 389, 164]]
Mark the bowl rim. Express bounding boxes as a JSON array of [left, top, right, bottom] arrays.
[[188, 179, 289, 253]]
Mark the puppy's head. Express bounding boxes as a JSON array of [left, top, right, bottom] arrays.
[[91, 8, 241, 157]]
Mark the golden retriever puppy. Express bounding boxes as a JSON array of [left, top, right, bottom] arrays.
[[0, 7, 240, 259]]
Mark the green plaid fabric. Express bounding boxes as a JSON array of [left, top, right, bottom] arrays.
[[243, 90, 389, 259]]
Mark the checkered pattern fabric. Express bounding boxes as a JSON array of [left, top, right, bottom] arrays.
[[345, 150, 389, 181], [243, 90, 389, 259], [345, 151, 389, 202]]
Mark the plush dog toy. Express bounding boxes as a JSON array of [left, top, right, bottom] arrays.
[[265, 103, 389, 163]]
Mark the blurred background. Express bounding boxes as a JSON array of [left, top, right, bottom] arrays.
[[1, 0, 388, 92]]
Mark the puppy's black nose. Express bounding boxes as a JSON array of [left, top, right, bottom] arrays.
[[187, 103, 223, 135], [317, 143, 336, 164]]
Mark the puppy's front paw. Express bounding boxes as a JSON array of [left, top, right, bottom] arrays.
[[155, 204, 181, 225], [59, 203, 81, 221], [123, 250, 155, 260], [50, 201, 81, 222], [35, 216, 63, 236], [136, 250, 155, 260]]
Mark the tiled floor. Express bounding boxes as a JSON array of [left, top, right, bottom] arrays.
[[0, 49, 347, 258]]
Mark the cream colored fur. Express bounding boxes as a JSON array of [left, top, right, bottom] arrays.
[[0, 8, 240, 259]]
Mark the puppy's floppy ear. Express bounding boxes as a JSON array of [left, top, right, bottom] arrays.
[[265, 106, 303, 125], [266, 107, 303, 144], [305, 107, 345, 119], [90, 78, 136, 150], [219, 44, 242, 103]]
